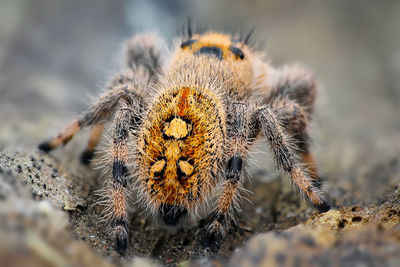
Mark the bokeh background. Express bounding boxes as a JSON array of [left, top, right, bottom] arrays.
[[1, 0, 399, 204], [1, 0, 400, 265]]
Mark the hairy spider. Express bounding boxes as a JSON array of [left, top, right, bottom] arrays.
[[38, 25, 330, 255]]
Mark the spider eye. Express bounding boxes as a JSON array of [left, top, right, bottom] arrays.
[[180, 39, 197, 49], [230, 46, 245, 60]]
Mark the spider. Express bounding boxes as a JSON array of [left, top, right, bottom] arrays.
[[38, 25, 330, 255]]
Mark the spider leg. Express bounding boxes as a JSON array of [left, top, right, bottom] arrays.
[[271, 98, 319, 179], [80, 123, 104, 164], [263, 65, 320, 179], [38, 34, 161, 157], [38, 85, 143, 154], [106, 105, 137, 255], [79, 34, 163, 164], [202, 103, 249, 252], [125, 33, 165, 80], [267, 64, 317, 116], [254, 105, 330, 212]]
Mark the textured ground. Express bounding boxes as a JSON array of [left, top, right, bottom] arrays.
[[0, 149, 314, 265], [1, 148, 400, 266]]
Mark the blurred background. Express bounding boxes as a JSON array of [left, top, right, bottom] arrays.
[[1, 0, 399, 205]]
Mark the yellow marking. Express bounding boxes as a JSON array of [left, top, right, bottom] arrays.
[[178, 160, 194, 176], [165, 144, 181, 163], [182, 32, 234, 60], [163, 118, 190, 139], [150, 159, 166, 175]]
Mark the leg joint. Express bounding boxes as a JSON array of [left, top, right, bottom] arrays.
[[112, 160, 129, 186], [226, 156, 243, 183], [111, 216, 129, 228]]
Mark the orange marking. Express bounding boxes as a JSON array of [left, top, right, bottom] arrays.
[[291, 167, 322, 206], [48, 120, 80, 148], [87, 124, 104, 151], [218, 181, 238, 213], [302, 152, 319, 179], [178, 87, 190, 116], [112, 185, 126, 217]]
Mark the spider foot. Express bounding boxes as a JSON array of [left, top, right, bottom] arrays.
[[80, 149, 94, 165], [113, 225, 129, 256], [199, 219, 224, 254]]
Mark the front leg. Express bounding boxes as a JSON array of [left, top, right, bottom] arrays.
[[103, 106, 137, 255], [202, 103, 249, 252]]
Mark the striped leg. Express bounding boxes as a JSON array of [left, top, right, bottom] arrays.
[[38, 119, 81, 152], [107, 106, 136, 255], [255, 106, 329, 212], [203, 103, 249, 252], [271, 98, 319, 179], [261, 65, 320, 179], [38, 85, 141, 153]]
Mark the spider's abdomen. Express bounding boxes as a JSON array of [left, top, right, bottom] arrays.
[[137, 86, 226, 219]]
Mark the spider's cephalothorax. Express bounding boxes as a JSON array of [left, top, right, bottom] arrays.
[[175, 31, 254, 98], [38, 28, 330, 255]]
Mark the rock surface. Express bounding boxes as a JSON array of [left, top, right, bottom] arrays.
[[228, 197, 400, 267], [1, 149, 400, 266], [0, 152, 112, 267]]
